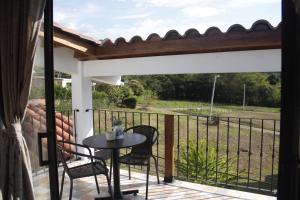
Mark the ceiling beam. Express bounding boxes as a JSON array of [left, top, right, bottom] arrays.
[[83, 49, 281, 77]]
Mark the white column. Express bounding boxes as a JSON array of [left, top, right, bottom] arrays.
[[72, 61, 93, 154]]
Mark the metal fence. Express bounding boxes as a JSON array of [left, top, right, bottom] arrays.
[[174, 115, 279, 196], [50, 108, 279, 196]]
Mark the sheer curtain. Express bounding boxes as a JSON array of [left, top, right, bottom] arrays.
[[0, 0, 46, 199]]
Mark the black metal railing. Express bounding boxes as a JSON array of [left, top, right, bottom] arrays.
[[58, 109, 79, 160], [53, 108, 279, 196], [174, 114, 279, 196]]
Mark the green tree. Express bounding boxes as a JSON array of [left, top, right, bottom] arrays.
[[114, 73, 281, 107]]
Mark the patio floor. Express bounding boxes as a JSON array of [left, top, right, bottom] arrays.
[[33, 163, 276, 200]]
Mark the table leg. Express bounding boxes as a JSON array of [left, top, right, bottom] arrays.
[[95, 149, 139, 200], [112, 149, 122, 199]]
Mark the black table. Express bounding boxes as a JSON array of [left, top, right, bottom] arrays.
[[83, 133, 146, 199]]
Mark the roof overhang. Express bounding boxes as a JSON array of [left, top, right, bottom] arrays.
[[39, 20, 281, 61], [39, 23, 99, 57], [84, 20, 281, 61]]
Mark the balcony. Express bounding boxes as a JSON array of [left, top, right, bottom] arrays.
[[33, 163, 275, 200], [28, 104, 279, 199]]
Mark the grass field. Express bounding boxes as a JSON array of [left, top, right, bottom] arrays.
[[147, 100, 279, 113]]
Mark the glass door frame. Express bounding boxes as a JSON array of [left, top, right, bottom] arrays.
[[44, 0, 59, 199], [42, 0, 300, 199]]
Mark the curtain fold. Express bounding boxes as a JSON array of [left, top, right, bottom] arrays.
[[0, 0, 46, 199]]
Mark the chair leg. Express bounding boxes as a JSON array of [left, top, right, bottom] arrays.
[[152, 155, 160, 184], [109, 159, 112, 182], [69, 178, 73, 200], [146, 159, 150, 200], [128, 164, 131, 180], [106, 171, 113, 199], [59, 170, 65, 200], [94, 174, 100, 194]]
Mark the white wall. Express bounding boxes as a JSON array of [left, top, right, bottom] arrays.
[[34, 38, 78, 74], [53, 48, 78, 74], [83, 49, 281, 77]]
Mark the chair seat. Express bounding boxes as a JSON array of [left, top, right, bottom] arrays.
[[95, 149, 112, 160], [119, 153, 150, 165], [69, 162, 107, 179]]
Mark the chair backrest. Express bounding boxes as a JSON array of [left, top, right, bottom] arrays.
[[56, 144, 72, 174], [56, 140, 105, 175], [124, 125, 158, 156]]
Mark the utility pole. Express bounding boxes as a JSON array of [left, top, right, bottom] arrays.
[[243, 84, 246, 110], [209, 75, 220, 121]]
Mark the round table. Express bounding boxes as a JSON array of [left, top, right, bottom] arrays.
[[83, 133, 146, 199]]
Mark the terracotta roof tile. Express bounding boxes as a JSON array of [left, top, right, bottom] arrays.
[[24, 99, 75, 152], [53, 19, 280, 47], [96, 19, 280, 47]]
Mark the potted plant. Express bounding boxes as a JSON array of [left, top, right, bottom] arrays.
[[112, 118, 124, 139]]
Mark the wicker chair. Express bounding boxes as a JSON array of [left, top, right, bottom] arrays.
[[119, 125, 160, 200], [94, 149, 112, 181], [57, 141, 112, 200]]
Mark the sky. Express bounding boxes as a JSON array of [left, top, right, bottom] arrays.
[[54, 0, 281, 41]]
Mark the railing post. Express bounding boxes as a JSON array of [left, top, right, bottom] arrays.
[[164, 114, 174, 183]]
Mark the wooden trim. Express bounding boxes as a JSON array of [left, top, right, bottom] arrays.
[[39, 31, 96, 56], [164, 115, 175, 183]]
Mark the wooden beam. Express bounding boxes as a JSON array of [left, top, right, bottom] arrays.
[[164, 115, 175, 183], [39, 31, 96, 56]]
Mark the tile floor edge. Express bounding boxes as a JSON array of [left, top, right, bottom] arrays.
[[122, 169, 276, 200]]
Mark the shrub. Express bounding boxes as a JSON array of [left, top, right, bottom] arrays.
[[93, 91, 112, 108], [93, 91, 107, 99], [53, 84, 72, 111], [104, 85, 133, 105], [54, 83, 71, 100], [119, 86, 134, 100], [122, 96, 137, 109], [55, 99, 72, 112], [176, 139, 237, 184], [127, 80, 144, 96], [138, 89, 157, 109]]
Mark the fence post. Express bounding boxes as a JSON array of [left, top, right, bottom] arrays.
[[164, 114, 175, 183]]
